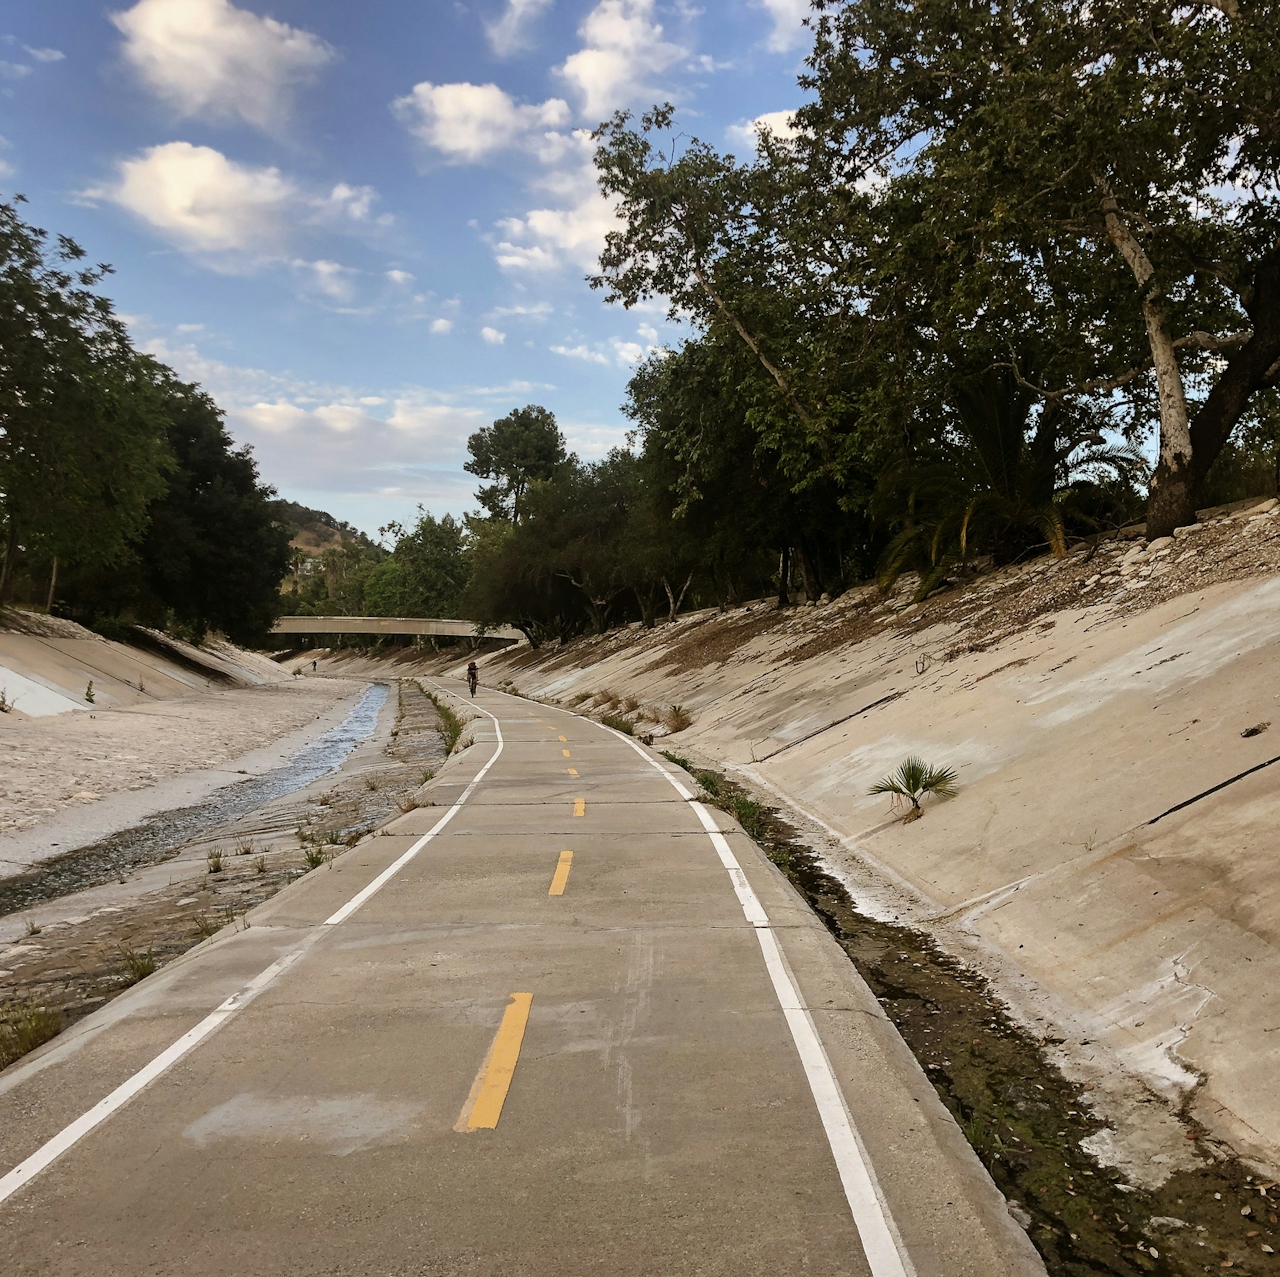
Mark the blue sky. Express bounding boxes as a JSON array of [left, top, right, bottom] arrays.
[[2, 0, 811, 537]]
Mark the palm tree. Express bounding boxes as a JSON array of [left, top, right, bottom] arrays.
[[869, 756, 958, 822]]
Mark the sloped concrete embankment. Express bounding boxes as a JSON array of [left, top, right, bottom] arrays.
[[409, 506, 1280, 1194]]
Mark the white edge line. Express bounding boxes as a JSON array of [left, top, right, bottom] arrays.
[[604, 727, 916, 1277], [0, 695, 505, 1207]]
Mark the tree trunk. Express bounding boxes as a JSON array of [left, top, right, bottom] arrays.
[[633, 584, 657, 628], [777, 546, 791, 607], [794, 541, 819, 602], [1098, 189, 1196, 537], [45, 556, 58, 611], [0, 518, 18, 607], [662, 572, 693, 622]]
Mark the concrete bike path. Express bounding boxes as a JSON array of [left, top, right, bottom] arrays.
[[0, 683, 1042, 1277]]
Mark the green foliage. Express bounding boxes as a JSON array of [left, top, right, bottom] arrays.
[[465, 405, 568, 523], [600, 712, 634, 735], [0, 198, 170, 603], [119, 946, 157, 984], [422, 686, 467, 753], [364, 510, 468, 618], [0, 1001, 62, 1068], [869, 757, 959, 820]]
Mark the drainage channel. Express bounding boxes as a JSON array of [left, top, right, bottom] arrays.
[[0, 683, 389, 918], [667, 754, 1278, 1277]]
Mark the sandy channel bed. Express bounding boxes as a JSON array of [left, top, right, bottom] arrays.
[[0, 678, 364, 845]]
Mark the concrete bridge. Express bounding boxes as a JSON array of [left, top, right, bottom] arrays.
[[272, 615, 523, 642]]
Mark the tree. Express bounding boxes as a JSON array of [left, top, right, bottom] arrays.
[[800, 0, 1280, 535], [139, 379, 291, 643], [365, 510, 468, 617], [464, 405, 569, 522], [0, 198, 169, 603]]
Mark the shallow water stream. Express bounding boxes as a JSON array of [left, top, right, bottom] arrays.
[[0, 683, 388, 917]]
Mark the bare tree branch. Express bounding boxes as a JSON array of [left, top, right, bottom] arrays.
[[1172, 329, 1252, 352]]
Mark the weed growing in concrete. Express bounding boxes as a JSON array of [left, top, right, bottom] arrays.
[[234, 837, 255, 856], [422, 688, 467, 752], [206, 847, 224, 873], [363, 775, 381, 792], [253, 854, 267, 874], [419, 768, 436, 785], [84, 680, 95, 704], [0, 1001, 62, 1068], [395, 793, 420, 813], [303, 845, 328, 870], [660, 751, 692, 771], [119, 946, 157, 984], [620, 695, 640, 713], [869, 756, 958, 821], [662, 705, 693, 734], [23, 915, 40, 936], [600, 712, 634, 735], [194, 913, 220, 938]]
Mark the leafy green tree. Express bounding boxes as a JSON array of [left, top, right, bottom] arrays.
[[0, 198, 169, 603], [800, 0, 1280, 536], [464, 405, 569, 523], [365, 510, 468, 617]]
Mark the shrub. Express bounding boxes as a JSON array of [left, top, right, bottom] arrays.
[[662, 704, 693, 734], [0, 1002, 62, 1068], [119, 946, 157, 984], [206, 847, 224, 873], [303, 846, 328, 870], [600, 712, 634, 735]]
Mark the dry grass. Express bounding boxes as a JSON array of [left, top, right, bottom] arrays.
[[0, 1001, 62, 1068], [620, 695, 640, 713], [206, 847, 224, 874], [303, 845, 329, 870], [395, 793, 420, 813], [119, 946, 157, 985], [592, 688, 619, 707], [234, 837, 256, 856], [662, 705, 694, 734]]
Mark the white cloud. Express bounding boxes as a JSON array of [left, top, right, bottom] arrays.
[[112, 0, 332, 132], [23, 46, 65, 63], [0, 134, 11, 179], [393, 80, 570, 162], [493, 185, 620, 273], [726, 108, 799, 152], [550, 333, 653, 366], [293, 258, 357, 302], [558, 0, 686, 121], [0, 61, 33, 80], [385, 268, 415, 285], [481, 326, 507, 345], [490, 301, 553, 320], [87, 142, 384, 271], [486, 0, 554, 56], [429, 317, 454, 334], [94, 142, 297, 254], [756, 0, 811, 53]]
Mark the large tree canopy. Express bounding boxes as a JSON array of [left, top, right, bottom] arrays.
[[797, 0, 1280, 535], [0, 198, 169, 602], [464, 404, 569, 522]]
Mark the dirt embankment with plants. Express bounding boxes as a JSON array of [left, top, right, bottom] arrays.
[[390, 494, 1280, 1273]]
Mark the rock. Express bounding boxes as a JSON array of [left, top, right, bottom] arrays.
[[1248, 498, 1278, 514], [1147, 536, 1174, 553], [1173, 523, 1202, 538]]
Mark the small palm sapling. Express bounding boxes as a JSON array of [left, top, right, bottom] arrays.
[[869, 756, 958, 822]]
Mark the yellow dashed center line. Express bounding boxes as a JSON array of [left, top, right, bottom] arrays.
[[455, 993, 534, 1132], [558, 735, 567, 742], [548, 850, 573, 896], [567, 768, 578, 777], [573, 798, 586, 817], [562, 748, 571, 758]]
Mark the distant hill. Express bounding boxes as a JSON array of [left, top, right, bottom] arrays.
[[274, 501, 378, 555]]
